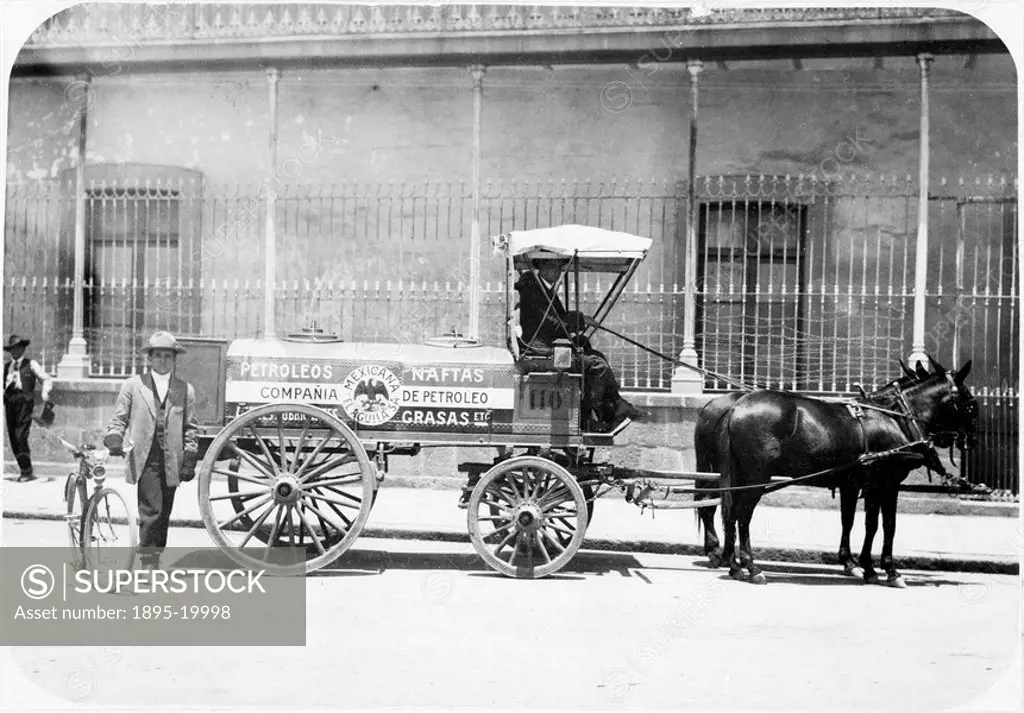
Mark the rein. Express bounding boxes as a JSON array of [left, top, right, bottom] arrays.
[[638, 439, 932, 500], [590, 317, 974, 495], [590, 323, 757, 392], [853, 401, 926, 424], [680, 373, 966, 500]]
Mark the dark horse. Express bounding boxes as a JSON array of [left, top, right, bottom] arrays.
[[694, 358, 978, 586]]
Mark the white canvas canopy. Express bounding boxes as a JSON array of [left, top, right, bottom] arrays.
[[504, 225, 652, 261]]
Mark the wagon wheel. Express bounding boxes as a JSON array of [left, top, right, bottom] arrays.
[[486, 480, 594, 544], [198, 403, 376, 576], [226, 455, 379, 538], [468, 456, 589, 579]]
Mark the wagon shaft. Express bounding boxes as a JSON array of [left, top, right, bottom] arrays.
[[634, 497, 723, 510], [615, 468, 722, 482]]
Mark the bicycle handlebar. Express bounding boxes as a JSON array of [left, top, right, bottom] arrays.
[[46, 431, 133, 460]]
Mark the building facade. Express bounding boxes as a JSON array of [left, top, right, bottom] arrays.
[[4, 4, 1018, 491]]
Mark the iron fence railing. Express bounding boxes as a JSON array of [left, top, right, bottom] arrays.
[[4, 175, 1018, 493]]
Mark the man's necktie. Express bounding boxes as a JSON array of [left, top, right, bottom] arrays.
[[6, 360, 22, 391]]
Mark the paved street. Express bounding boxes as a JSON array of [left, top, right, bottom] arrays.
[[3, 474, 1019, 570], [2, 518, 1019, 711]]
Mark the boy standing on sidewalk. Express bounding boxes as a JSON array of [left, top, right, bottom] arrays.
[[104, 332, 199, 569], [4, 334, 54, 482]]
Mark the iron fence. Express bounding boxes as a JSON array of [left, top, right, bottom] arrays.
[[4, 175, 1018, 492]]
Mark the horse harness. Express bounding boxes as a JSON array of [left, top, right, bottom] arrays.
[[671, 376, 965, 500], [846, 371, 976, 481]]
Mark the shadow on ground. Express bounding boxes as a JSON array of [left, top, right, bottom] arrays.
[[700, 560, 979, 589], [321, 548, 649, 579]]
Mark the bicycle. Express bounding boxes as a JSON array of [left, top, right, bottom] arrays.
[[57, 435, 137, 571]]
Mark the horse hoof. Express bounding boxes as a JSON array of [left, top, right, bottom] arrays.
[[864, 573, 880, 585], [729, 569, 747, 582], [707, 553, 723, 569], [843, 565, 864, 579], [887, 575, 907, 589], [749, 572, 767, 586]]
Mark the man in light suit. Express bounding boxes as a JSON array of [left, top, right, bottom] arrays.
[[104, 332, 199, 570]]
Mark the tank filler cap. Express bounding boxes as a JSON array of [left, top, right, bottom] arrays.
[[283, 326, 343, 344]]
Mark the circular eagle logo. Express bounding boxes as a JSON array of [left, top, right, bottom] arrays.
[[340, 365, 402, 426]]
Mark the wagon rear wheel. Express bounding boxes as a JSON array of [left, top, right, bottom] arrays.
[[198, 403, 377, 575], [468, 456, 589, 579]]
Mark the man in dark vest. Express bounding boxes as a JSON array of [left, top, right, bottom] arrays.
[[4, 335, 54, 482], [104, 332, 199, 570], [515, 264, 647, 431]]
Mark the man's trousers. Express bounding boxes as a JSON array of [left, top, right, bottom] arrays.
[[137, 443, 177, 565], [4, 397, 35, 477]]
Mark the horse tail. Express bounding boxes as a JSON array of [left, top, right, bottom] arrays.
[[716, 408, 736, 528], [693, 406, 716, 534], [694, 451, 708, 534], [694, 462, 716, 535], [692, 392, 742, 533]]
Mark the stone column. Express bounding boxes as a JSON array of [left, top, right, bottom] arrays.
[[908, 53, 934, 370], [57, 75, 92, 379], [263, 67, 280, 340], [468, 64, 486, 342], [672, 59, 705, 394]]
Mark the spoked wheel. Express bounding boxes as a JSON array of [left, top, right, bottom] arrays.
[[81, 487, 137, 571], [64, 474, 87, 570], [486, 480, 595, 544], [226, 456, 379, 530], [467, 456, 589, 579], [198, 403, 377, 576]]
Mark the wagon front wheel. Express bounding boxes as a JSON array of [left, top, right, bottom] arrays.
[[467, 457, 589, 579], [198, 403, 377, 576]]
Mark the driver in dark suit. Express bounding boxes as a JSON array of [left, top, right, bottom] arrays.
[[515, 263, 646, 431]]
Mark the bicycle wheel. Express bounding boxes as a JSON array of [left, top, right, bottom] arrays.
[[81, 488, 137, 571], [64, 474, 87, 570]]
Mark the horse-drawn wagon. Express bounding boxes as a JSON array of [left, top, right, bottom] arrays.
[[189, 223, 980, 585], [192, 225, 720, 578]]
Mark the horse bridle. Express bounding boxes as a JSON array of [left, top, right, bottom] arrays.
[[856, 373, 975, 472], [941, 372, 978, 452]]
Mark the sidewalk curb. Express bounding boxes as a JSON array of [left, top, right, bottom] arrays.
[[9, 467, 1015, 518], [5, 509, 1017, 576]]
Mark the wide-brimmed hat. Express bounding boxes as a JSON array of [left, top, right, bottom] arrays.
[[3, 335, 30, 351], [140, 331, 187, 355]]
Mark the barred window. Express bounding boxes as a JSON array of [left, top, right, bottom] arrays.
[[87, 187, 182, 364], [66, 165, 204, 376], [697, 201, 808, 389]]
